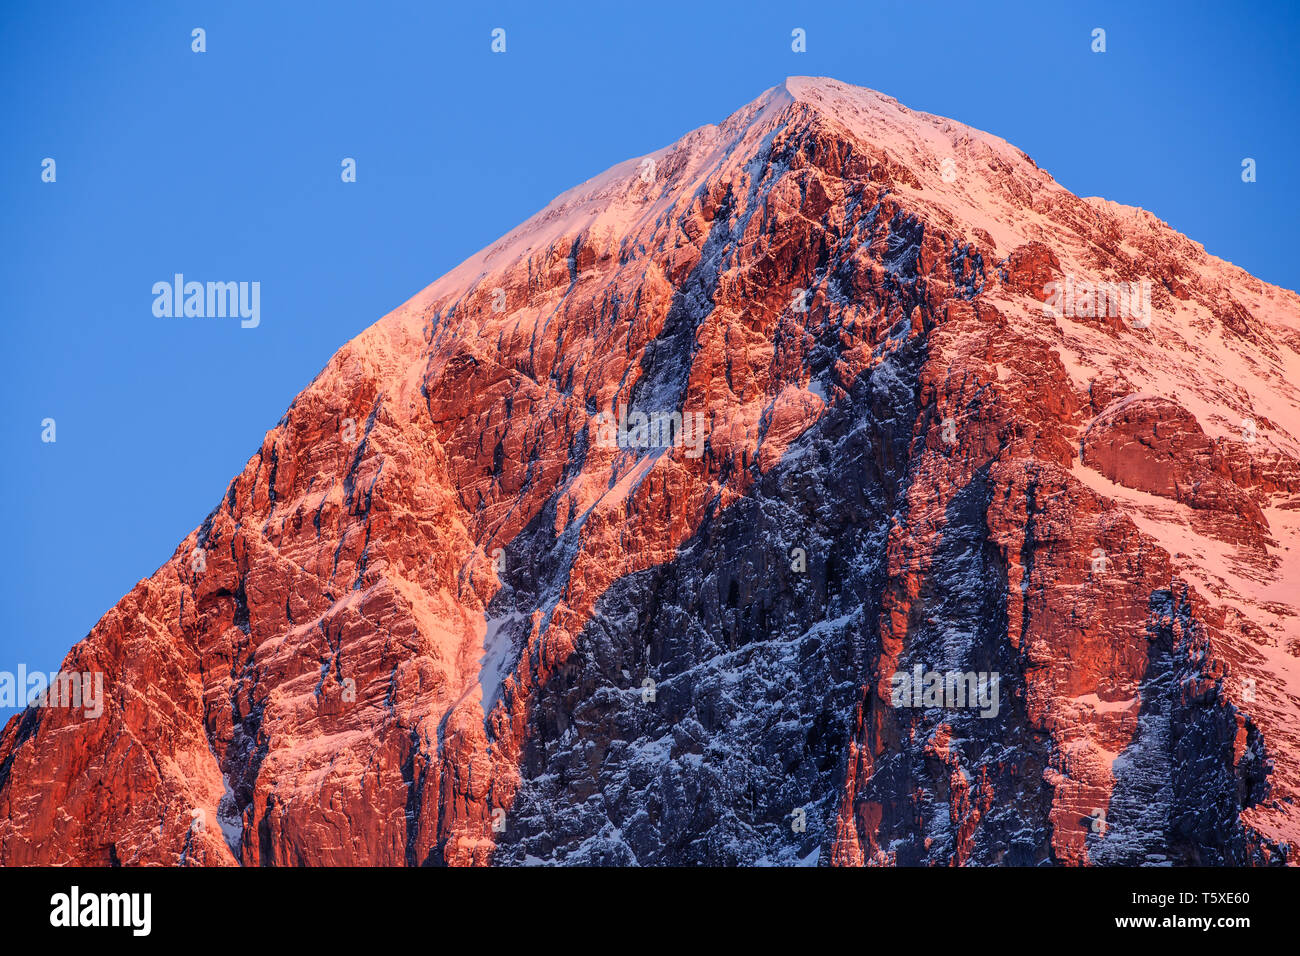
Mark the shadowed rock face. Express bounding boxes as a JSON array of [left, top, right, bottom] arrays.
[[2, 77, 1298, 866]]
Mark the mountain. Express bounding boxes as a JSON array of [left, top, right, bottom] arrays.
[[3, 77, 1298, 866]]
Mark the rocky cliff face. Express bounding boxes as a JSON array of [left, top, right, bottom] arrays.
[[3, 77, 1298, 866]]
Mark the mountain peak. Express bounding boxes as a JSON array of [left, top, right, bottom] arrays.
[[399, 78, 1046, 318], [4, 75, 1298, 868], [780, 74, 893, 105], [768, 75, 1020, 159]]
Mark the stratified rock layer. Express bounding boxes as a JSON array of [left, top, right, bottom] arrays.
[[3, 78, 1299, 866]]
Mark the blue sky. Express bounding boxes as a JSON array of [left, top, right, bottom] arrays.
[[2, 0, 1297, 718]]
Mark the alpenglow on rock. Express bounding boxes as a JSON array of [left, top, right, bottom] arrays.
[[3, 77, 1298, 866]]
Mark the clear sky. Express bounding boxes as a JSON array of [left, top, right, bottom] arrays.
[[2, 0, 1297, 719]]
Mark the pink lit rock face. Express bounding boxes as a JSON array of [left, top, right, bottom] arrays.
[[2, 77, 1299, 866]]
